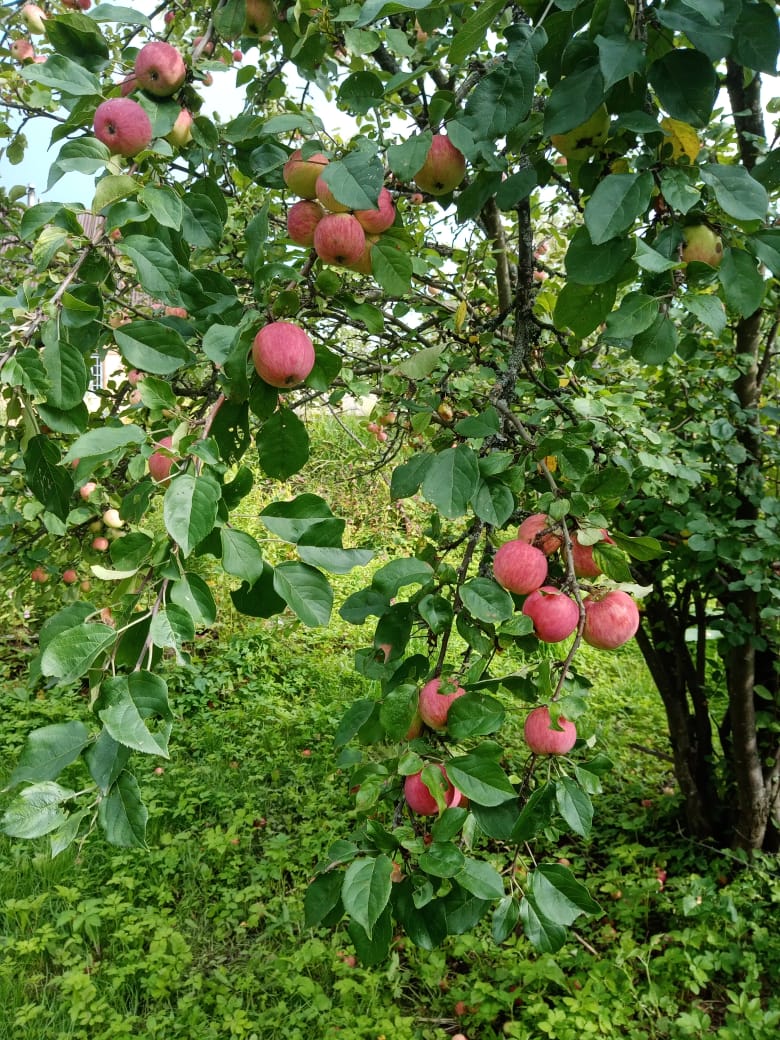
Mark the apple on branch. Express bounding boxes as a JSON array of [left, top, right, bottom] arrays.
[[550, 105, 610, 160], [252, 321, 315, 388], [20, 4, 46, 33], [354, 187, 396, 234], [522, 586, 579, 643], [413, 134, 466, 196], [524, 705, 577, 755], [313, 213, 366, 267], [287, 199, 325, 246], [493, 539, 548, 595], [681, 224, 723, 268], [134, 41, 187, 98], [283, 147, 329, 199], [93, 98, 153, 157], [418, 676, 466, 731], [583, 590, 640, 650], [404, 765, 462, 815]]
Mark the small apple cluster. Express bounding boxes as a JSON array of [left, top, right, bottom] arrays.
[[282, 133, 467, 276], [94, 40, 192, 158], [493, 513, 640, 651]]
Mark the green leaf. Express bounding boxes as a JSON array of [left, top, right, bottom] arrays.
[[273, 562, 333, 627], [297, 545, 374, 574], [449, 0, 505, 63], [419, 842, 466, 879], [182, 194, 223, 248], [63, 424, 145, 465], [421, 445, 480, 519], [163, 474, 221, 557], [718, 249, 765, 317], [96, 675, 172, 757], [334, 699, 377, 747], [554, 281, 616, 338], [447, 754, 516, 807], [342, 855, 393, 938], [595, 33, 645, 91], [603, 292, 658, 339], [319, 153, 385, 210], [393, 344, 445, 379], [648, 49, 718, 128], [98, 772, 148, 847], [584, 173, 654, 245], [88, 4, 151, 27], [230, 566, 287, 619], [371, 239, 413, 296], [22, 53, 101, 96], [659, 167, 701, 215], [511, 783, 556, 843], [1, 782, 75, 839], [749, 230, 780, 276], [631, 313, 678, 365], [44, 11, 110, 68], [114, 320, 192, 376], [472, 479, 515, 527], [456, 858, 505, 900], [519, 893, 568, 953], [119, 236, 182, 295], [221, 528, 266, 585], [387, 133, 432, 181], [40, 623, 115, 684], [543, 65, 604, 136], [169, 573, 217, 627], [213, 0, 246, 39], [372, 558, 433, 597], [492, 894, 521, 943], [23, 435, 73, 521], [464, 47, 536, 137], [731, 1, 780, 74], [257, 408, 310, 480], [260, 494, 335, 542], [566, 227, 635, 285], [337, 71, 385, 114], [141, 185, 183, 229], [459, 577, 515, 624], [442, 883, 492, 934], [530, 863, 601, 924], [418, 593, 454, 635], [304, 871, 344, 928], [42, 337, 87, 411], [555, 777, 593, 837], [447, 694, 505, 739], [701, 164, 769, 222], [9, 722, 89, 786], [150, 606, 195, 661], [348, 907, 393, 965]]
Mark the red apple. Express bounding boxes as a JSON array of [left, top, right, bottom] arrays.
[[517, 512, 562, 555], [524, 705, 577, 755], [313, 213, 366, 266], [582, 589, 639, 650], [79, 482, 97, 500], [493, 540, 548, 595], [92, 537, 109, 552], [571, 529, 614, 578], [30, 567, 48, 583], [404, 764, 462, 815], [149, 436, 177, 484], [522, 586, 579, 643], [283, 148, 329, 199], [192, 35, 214, 56], [93, 98, 153, 158], [252, 321, 315, 388], [79, 579, 92, 593], [62, 569, 78, 585], [413, 134, 466, 195], [314, 174, 351, 214], [232, 49, 243, 62], [134, 41, 186, 97], [354, 187, 396, 233], [164, 9, 175, 24], [287, 199, 324, 246], [166, 108, 193, 148], [127, 369, 144, 386], [418, 676, 466, 731], [10, 39, 35, 63]]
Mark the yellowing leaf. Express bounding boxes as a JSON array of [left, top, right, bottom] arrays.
[[454, 300, 468, 332], [659, 117, 700, 163]]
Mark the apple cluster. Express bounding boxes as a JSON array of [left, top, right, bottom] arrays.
[[493, 513, 640, 652]]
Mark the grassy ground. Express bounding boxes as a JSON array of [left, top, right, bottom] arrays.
[[1, 421, 778, 1039]]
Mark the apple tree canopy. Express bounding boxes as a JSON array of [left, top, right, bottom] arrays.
[[0, 0, 778, 961]]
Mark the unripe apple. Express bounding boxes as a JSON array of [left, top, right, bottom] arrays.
[[551, 105, 610, 160], [404, 764, 462, 815], [413, 134, 466, 195], [522, 586, 579, 643], [30, 567, 48, 583], [314, 174, 351, 214], [283, 148, 329, 199], [62, 569, 78, 585], [79, 482, 97, 500], [354, 187, 396, 233], [10, 39, 35, 63], [93, 98, 153, 158], [166, 108, 193, 148], [244, 0, 275, 35], [21, 4, 47, 33], [493, 540, 548, 595], [418, 676, 466, 731], [583, 589, 640, 650], [524, 705, 577, 755], [149, 436, 177, 484], [135, 41, 186, 97], [92, 536, 109, 552], [313, 213, 366, 266], [571, 529, 614, 578], [102, 508, 123, 530], [80, 579, 92, 593], [252, 321, 316, 388], [517, 513, 562, 556], [88, 520, 103, 534], [681, 224, 723, 267], [287, 199, 324, 246], [345, 233, 378, 275]]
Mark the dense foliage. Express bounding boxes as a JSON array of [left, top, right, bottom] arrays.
[[0, 0, 778, 963]]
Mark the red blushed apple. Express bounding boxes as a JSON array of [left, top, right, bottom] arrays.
[[345, 233, 378, 275], [252, 321, 316, 388], [103, 508, 123, 529], [21, 4, 47, 33], [314, 213, 366, 266], [149, 436, 177, 484], [62, 569, 78, 585], [93, 98, 153, 158], [79, 482, 97, 500], [524, 705, 577, 755], [10, 39, 35, 63], [418, 676, 466, 730], [583, 589, 639, 650], [571, 529, 614, 578], [283, 148, 329, 199], [287, 199, 324, 246], [127, 369, 144, 386], [354, 187, 396, 233], [166, 108, 193, 148], [404, 764, 462, 815], [30, 567, 48, 583], [134, 41, 186, 97], [92, 537, 109, 552], [119, 73, 138, 96], [493, 539, 548, 595], [413, 134, 466, 195], [522, 586, 579, 643], [517, 512, 563, 556], [314, 174, 351, 214]]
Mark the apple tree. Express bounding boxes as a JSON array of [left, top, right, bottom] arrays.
[[0, 0, 778, 962]]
